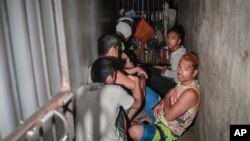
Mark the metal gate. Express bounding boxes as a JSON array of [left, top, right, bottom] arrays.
[[0, 0, 70, 139]]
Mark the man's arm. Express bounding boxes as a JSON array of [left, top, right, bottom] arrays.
[[115, 70, 135, 90], [139, 74, 146, 89], [126, 75, 143, 120], [163, 89, 199, 121], [121, 52, 134, 69], [153, 88, 175, 117], [123, 67, 148, 79]]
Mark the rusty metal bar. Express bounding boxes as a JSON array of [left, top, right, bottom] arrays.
[[2, 92, 74, 141]]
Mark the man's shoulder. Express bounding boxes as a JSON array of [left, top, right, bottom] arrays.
[[179, 46, 187, 53], [103, 84, 124, 92], [102, 85, 130, 99]]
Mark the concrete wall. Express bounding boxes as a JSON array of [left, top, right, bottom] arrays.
[[178, 0, 250, 140], [62, 0, 117, 92]]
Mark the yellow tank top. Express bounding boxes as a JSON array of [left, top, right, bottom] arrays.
[[158, 80, 200, 136]]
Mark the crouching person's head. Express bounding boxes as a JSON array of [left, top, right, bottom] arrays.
[[91, 57, 118, 84]]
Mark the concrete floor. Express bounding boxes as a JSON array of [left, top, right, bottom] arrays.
[[177, 125, 197, 141]]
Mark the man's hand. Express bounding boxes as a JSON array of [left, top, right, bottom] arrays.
[[153, 102, 163, 117], [135, 67, 148, 79], [123, 66, 148, 79], [121, 53, 134, 68], [154, 65, 167, 71], [154, 65, 167, 76]]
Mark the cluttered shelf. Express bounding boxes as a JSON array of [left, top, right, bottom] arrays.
[[116, 0, 176, 66]]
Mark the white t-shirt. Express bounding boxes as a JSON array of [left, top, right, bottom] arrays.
[[87, 66, 93, 84], [164, 46, 186, 83], [101, 85, 134, 140], [84, 84, 134, 141]]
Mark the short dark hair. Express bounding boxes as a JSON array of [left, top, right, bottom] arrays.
[[91, 57, 118, 83], [98, 34, 119, 56], [167, 25, 185, 44]]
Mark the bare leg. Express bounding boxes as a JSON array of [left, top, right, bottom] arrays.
[[129, 124, 144, 141]]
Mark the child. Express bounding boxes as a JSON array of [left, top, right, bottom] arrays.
[[129, 53, 200, 141], [91, 57, 142, 140]]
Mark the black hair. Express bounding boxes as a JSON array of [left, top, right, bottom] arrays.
[[98, 34, 119, 56], [190, 51, 197, 56], [91, 57, 118, 83], [167, 24, 185, 44]]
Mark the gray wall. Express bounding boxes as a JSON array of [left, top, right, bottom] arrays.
[[62, 0, 117, 92], [178, 0, 250, 140]]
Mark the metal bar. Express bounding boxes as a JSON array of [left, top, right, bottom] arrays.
[[0, 0, 19, 137], [6, 0, 38, 120], [2, 92, 73, 141], [25, 110, 69, 141], [36, 0, 52, 100], [40, 0, 61, 96], [53, 0, 71, 93], [53, 111, 68, 141], [2, 0, 23, 126], [25, 0, 51, 107]]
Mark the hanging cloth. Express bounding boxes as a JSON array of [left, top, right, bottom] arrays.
[[134, 18, 154, 44]]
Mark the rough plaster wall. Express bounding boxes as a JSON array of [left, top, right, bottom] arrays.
[[62, 0, 116, 92], [178, 0, 250, 140]]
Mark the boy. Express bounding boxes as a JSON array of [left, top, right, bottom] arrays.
[[91, 57, 142, 140]]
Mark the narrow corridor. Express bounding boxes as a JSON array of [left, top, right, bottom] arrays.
[[1, 0, 250, 141]]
